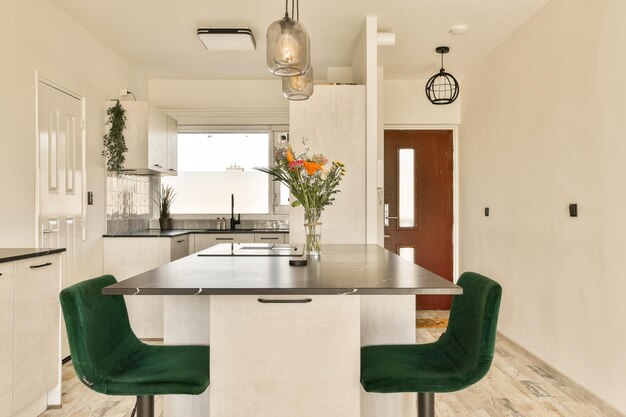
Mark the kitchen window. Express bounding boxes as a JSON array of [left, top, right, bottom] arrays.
[[162, 129, 290, 215]]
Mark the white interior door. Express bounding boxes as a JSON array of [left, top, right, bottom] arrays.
[[37, 80, 84, 359]]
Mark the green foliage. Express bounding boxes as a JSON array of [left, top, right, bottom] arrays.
[[102, 102, 128, 175], [153, 184, 177, 219]]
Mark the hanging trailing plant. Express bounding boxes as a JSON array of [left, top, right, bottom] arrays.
[[102, 101, 128, 175]]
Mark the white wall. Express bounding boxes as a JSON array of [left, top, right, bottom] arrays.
[[149, 79, 288, 125], [460, 0, 626, 413], [383, 80, 461, 125], [289, 85, 366, 244], [351, 17, 379, 245], [0, 0, 147, 282]]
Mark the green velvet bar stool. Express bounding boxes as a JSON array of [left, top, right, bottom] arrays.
[[361, 272, 502, 417], [60, 275, 210, 417]]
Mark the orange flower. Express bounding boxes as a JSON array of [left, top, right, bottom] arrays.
[[287, 149, 295, 163], [303, 161, 322, 175]]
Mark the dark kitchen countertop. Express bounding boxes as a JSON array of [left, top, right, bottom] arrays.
[[103, 244, 462, 296], [102, 229, 289, 238], [0, 248, 66, 264]]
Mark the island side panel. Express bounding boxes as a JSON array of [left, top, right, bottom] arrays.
[[164, 296, 211, 417], [210, 295, 361, 417], [360, 295, 416, 417]]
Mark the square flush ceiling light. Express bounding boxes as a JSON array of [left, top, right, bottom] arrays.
[[197, 28, 256, 51]]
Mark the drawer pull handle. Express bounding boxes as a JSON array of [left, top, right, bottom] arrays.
[[216, 237, 234, 241], [258, 298, 312, 304], [30, 262, 52, 269], [260, 237, 279, 240], [153, 164, 163, 168], [176, 240, 185, 243]]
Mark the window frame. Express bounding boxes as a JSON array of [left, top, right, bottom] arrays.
[[169, 125, 289, 218]]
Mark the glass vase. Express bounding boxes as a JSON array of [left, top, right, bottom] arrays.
[[304, 208, 322, 257]]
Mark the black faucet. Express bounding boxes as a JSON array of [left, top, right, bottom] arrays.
[[230, 193, 240, 230]]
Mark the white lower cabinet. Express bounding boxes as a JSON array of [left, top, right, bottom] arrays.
[[103, 237, 189, 339], [254, 233, 286, 244], [0, 254, 61, 417], [192, 233, 287, 253], [192, 233, 252, 253], [0, 264, 14, 417], [13, 256, 60, 414]]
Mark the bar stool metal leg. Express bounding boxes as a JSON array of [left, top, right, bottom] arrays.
[[418, 392, 435, 417], [137, 395, 155, 417]]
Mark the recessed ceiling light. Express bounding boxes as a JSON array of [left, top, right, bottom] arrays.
[[449, 25, 468, 35], [197, 27, 256, 51]]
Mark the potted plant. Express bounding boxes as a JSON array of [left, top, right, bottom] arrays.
[[154, 184, 176, 231]]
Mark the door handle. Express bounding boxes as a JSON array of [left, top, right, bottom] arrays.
[[30, 262, 52, 269], [41, 224, 53, 246], [258, 298, 312, 304], [384, 204, 398, 226]]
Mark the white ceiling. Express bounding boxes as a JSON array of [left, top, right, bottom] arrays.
[[50, 0, 549, 80]]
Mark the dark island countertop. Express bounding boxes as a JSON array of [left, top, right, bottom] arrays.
[[103, 244, 462, 296], [103, 229, 289, 238], [0, 248, 66, 264]]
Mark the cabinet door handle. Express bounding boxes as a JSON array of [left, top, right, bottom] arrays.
[[30, 262, 52, 269], [260, 237, 279, 240], [176, 239, 185, 243], [216, 237, 234, 241], [169, 168, 176, 172], [153, 164, 163, 168], [258, 298, 312, 304]]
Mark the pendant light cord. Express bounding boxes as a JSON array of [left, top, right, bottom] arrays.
[[283, 0, 300, 20]]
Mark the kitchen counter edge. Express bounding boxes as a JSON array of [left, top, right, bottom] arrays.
[[102, 229, 289, 238], [0, 248, 66, 264]]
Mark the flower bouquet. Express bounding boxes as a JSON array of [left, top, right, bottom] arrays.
[[256, 144, 346, 256]]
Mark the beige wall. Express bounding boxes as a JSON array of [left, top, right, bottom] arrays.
[[0, 0, 147, 281], [383, 79, 461, 126], [459, 0, 626, 413], [148, 79, 288, 125]]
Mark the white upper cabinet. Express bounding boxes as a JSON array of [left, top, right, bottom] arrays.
[[166, 115, 178, 174], [105, 101, 178, 175]]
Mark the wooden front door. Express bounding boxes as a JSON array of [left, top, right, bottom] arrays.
[[384, 130, 453, 310]]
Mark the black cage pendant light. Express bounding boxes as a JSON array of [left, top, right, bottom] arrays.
[[425, 46, 459, 105], [266, 0, 311, 77]]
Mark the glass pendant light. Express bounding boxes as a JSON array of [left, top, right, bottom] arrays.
[[282, 67, 314, 100], [266, 0, 311, 77]]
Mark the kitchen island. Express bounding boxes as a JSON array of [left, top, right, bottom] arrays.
[[104, 244, 461, 417]]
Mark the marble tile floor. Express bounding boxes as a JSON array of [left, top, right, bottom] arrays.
[[41, 311, 623, 417]]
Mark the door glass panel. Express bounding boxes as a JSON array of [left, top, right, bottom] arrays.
[[398, 148, 415, 228], [398, 247, 415, 263]]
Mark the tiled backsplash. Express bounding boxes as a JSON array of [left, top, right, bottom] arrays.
[[106, 174, 155, 234]]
